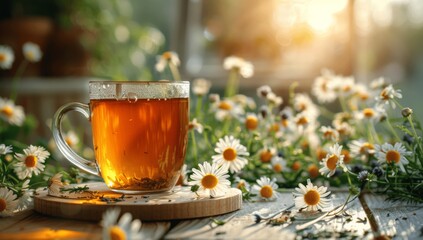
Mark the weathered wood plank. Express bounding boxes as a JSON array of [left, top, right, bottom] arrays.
[[165, 191, 372, 239], [363, 194, 423, 239]]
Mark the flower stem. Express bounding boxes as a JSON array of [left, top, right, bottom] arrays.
[[10, 60, 28, 101], [195, 97, 203, 121], [386, 118, 401, 142], [225, 69, 240, 98], [191, 131, 198, 167], [168, 62, 181, 81], [406, 115, 423, 166]]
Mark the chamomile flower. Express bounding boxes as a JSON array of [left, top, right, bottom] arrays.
[[293, 179, 331, 212], [312, 70, 337, 103], [64, 130, 79, 150], [266, 92, 283, 107], [101, 208, 142, 240], [355, 106, 385, 122], [257, 85, 272, 98], [0, 144, 12, 155], [0, 45, 14, 69], [375, 142, 411, 172], [189, 118, 204, 134], [0, 97, 25, 126], [48, 173, 65, 196], [189, 162, 230, 197], [349, 139, 375, 161], [375, 84, 402, 109], [307, 164, 320, 179], [17, 180, 33, 211], [320, 126, 339, 142], [259, 147, 277, 163], [370, 77, 387, 90], [23, 42, 42, 62], [337, 76, 356, 96], [319, 143, 345, 177], [293, 93, 319, 119], [14, 145, 50, 179], [252, 176, 279, 200], [155, 51, 180, 72], [231, 94, 256, 109], [192, 78, 212, 96], [176, 164, 189, 186], [211, 99, 244, 121], [0, 187, 18, 217], [212, 136, 249, 173], [271, 155, 287, 173], [223, 56, 254, 78], [244, 113, 259, 131], [234, 177, 250, 191], [293, 112, 310, 131], [353, 83, 372, 102]]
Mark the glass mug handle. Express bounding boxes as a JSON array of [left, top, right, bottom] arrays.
[[52, 102, 100, 176]]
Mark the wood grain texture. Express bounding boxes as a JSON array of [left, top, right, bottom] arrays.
[[2, 190, 421, 239], [33, 182, 242, 221], [363, 194, 423, 239], [166, 191, 372, 239]]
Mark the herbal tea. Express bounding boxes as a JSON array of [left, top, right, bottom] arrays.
[[90, 98, 189, 192]]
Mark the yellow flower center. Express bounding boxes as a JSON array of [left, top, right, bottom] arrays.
[[223, 148, 237, 161], [1, 106, 13, 117], [321, 82, 328, 91], [359, 92, 369, 101], [363, 108, 375, 118], [342, 149, 351, 164], [296, 117, 309, 126], [326, 154, 338, 170], [323, 130, 335, 139], [386, 150, 401, 164], [25, 155, 38, 168], [360, 142, 375, 154], [218, 101, 232, 110], [260, 150, 273, 163], [65, 137, 73, 147], [317, 148, 328, 161], [281, 119, 289, 127], [273, 163, 282, 172], [0, 198, 6, 212], [308, 164, 319, 178], [26, 51, 35, 61], [269, 123, 280, 132], [236, 182, 245, 189], [109, 226, 126, 240], [162, 51, 173, 60], [291, 161, 301, 171], [380, 89, 390, 101], [304, 190, 320, 206], [201, 174, 218, 189], [343, 85, 352, 92], [245, 116, 258, 130], [0, 53, 5, 62], [260, 185, 273, 198], [298, 103, 306, 112]]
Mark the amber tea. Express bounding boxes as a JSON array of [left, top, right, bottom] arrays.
[[90, 98, 189, 192], [52, 81, 190, 193]]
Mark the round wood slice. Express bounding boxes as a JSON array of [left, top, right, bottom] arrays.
[[34, 182, 242, 222]]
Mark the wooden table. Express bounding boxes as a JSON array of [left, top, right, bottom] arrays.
[[1, 191, 422, 239]]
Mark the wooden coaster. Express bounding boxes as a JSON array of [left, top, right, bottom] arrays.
[[34, 182, 242, 222]]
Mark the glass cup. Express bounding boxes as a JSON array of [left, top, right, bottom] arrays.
[[52, 81, 190, 194]]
